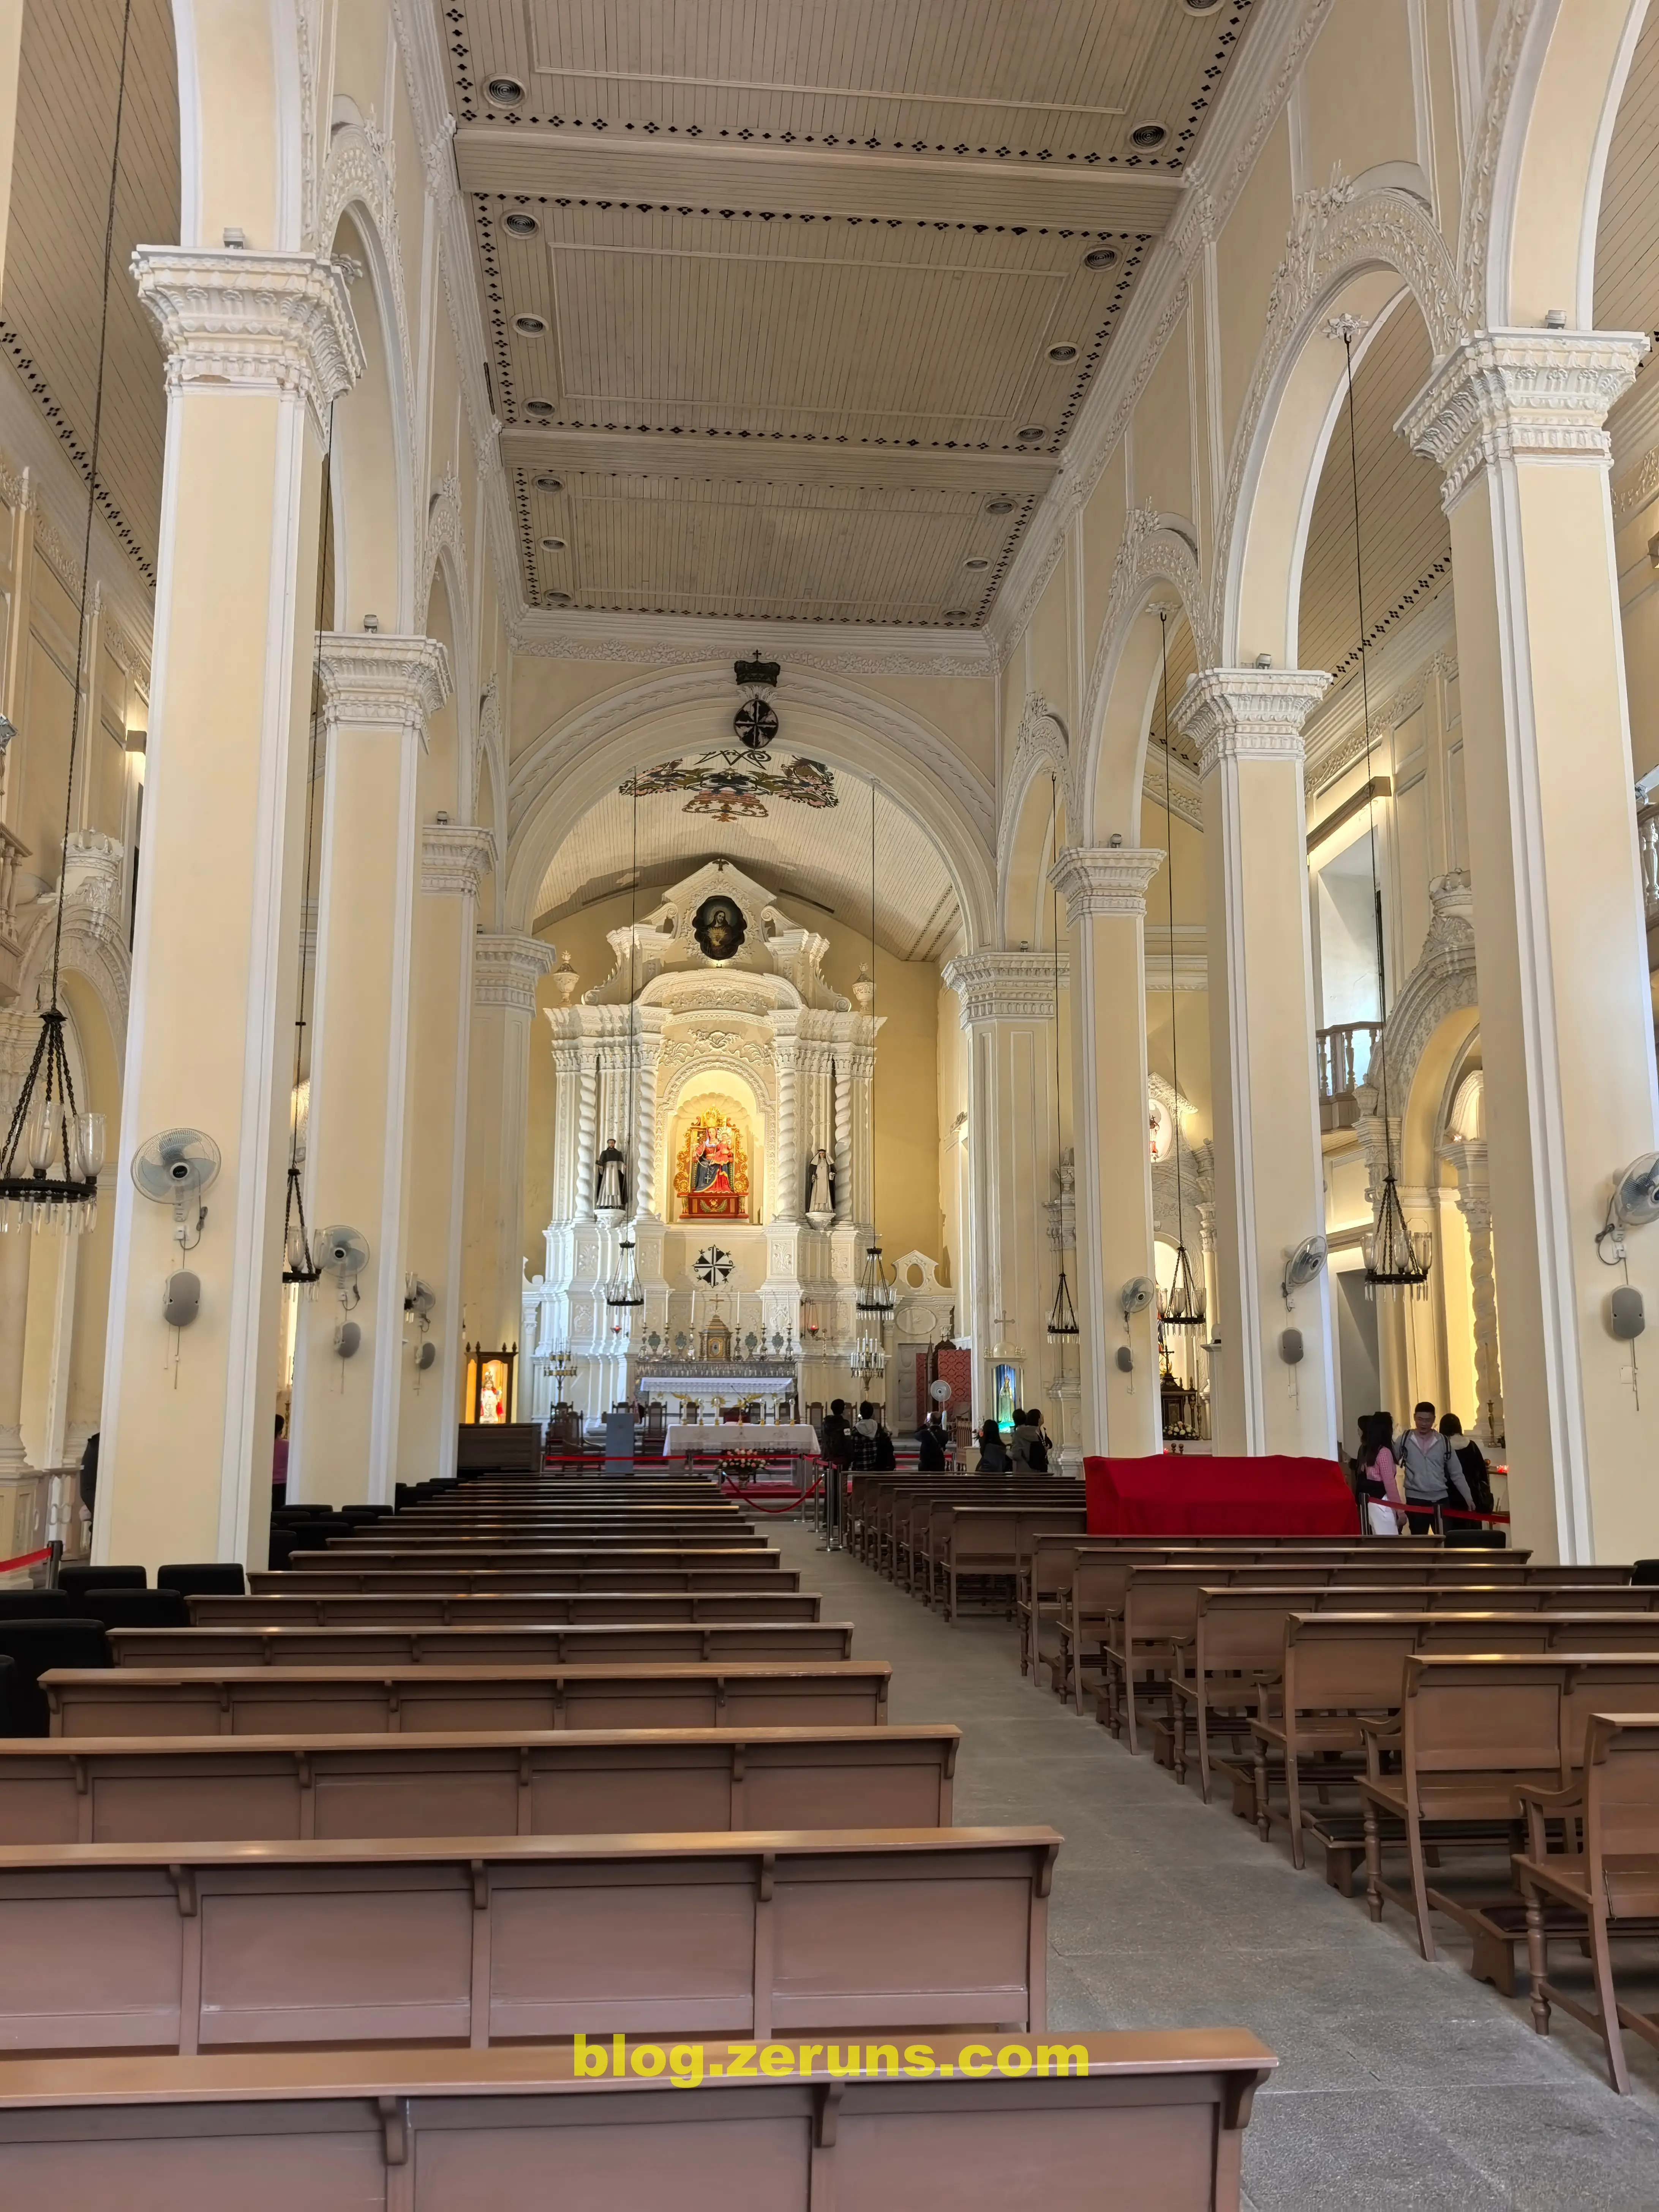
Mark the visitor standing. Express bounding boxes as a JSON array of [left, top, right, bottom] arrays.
[[976, 1419, 1011, 1472], [1354, 1410, 1403, 1535], [1394, 1401, 1471, 1534]]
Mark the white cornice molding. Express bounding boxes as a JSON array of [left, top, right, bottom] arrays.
[[474, 931, 557, 1013], [317, 632, 452, 733], [1049, 844, 1164, 923], [942, 948, 1069, 1026], [1176, 667, 1330, 779], [1398, 330, 1651, 510], [421, 821, 496, 898], [509, 608, 995, 681], [1142, 739, 1204, 829], [130, 248, 366, 444], [453, 127, 1185, 232], [498, 424, 1057, 501], [1301, 591, 1458, 794]]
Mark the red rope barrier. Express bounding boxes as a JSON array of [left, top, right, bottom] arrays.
[[0, 1546, 52, 1574]]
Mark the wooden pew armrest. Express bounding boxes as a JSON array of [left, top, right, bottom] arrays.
[[1515, 1776, 1586, 1860], [1358, 1719, 1400, 1779]]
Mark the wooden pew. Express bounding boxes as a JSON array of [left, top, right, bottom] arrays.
[[44, 1660, 893, 1737], [0, 2030, 1278, 2211], [256, 1567, 804, 1597], [194, 1589, 825, 1627], [106, 1622, 857, 1668], [1358, 1652, 1659, 1972], [0, 1826, 1059, 2049], [938, 1505, 1092, 1622], [328, 1523, 772, 1544], [296, 1544, 782, 1572], [1169, 1588, 1659, 1811], [0, 1724, 962, 1844], [908, 1490, 1084, 1602], [1515, 1712, 1659, 2092]]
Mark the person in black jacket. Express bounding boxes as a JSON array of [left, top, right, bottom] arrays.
[[916, 1413, 948, 1470], [820, 1398, 852, 1468], [976, 1419, 1011, 1472]]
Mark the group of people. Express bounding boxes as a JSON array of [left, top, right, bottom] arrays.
[[819, 1398, 897, 1472], [1351, 1401, 1494, 1536], [975, 1407, 1051, 1473]]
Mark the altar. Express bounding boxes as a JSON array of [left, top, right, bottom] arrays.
[[632, 1356, 798, 1422]]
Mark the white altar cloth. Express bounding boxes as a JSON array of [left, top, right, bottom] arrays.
[[663, 1424, 820, 1458]]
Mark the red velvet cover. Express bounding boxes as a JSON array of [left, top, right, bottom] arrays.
[[1084, 1454, 1358, 1536]]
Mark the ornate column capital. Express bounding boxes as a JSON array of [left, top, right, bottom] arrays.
[[318, 633, 452, 737], [420, 821, 495, 898], [1049, 844, 1164, 924], [1397, 329, 1650, 509], [131, 247, 366, 442], [942, 948, 1067, 1026], [473, 932, 556, 1015], [1175, 668, 1330, 781]]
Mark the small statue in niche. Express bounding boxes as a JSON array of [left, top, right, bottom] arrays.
[[595, 1138, 628, 1211], [806, 1148, 834, 1216]]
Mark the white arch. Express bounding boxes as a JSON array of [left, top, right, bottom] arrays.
[[1078, 510, 1212, 843], [506, 664, 995, 952]]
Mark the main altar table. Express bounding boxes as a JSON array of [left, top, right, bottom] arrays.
[[1084, 1454, 1357, 1537], [663, 1424, 821, 1460]]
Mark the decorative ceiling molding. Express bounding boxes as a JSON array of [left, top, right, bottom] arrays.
[[1302, 592, 1457, 796], [454, 128, 1185, 231], [997, 694, 1075, 909], [498, 424, 1059, 499], [1142, 741, 1204, 830], [510, 606, 995, 679]]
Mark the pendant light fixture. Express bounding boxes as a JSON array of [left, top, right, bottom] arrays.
[[853, 777, 895, 1343], [1155, 610, 1206, 1330], [605, 777, 645, 1316], [1333, 320, 1431, 1296], [0, 0, 135, 1233], [281, 420, 336, 1286], [1046, 776, 1078, 1341]]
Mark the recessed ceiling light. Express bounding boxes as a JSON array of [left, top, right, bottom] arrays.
[[964, 556, 990, 570], [525, 399, 555, 415], [546, 590, 572, 606], [984, 498, 1016, 515], [503, 211, 540, 238], [945, 609, 969, 620], [1183, 0, 1224, 13], [540, 537, 566, 551], [1130, 122, 1168, 150], [1015, 425, 1046, 441], [1084, 246, 1119, 270], [514, 313, 547, 336], [486, 76, 526, 107], [533, 474, 562, 493], [1047, 343, 1078, 362]]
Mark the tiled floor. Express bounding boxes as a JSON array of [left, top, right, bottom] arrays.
[[773, 1523, 1659, 2210]]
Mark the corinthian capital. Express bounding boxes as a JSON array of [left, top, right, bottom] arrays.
[[131, 247, 365, 442], [1048, 844, 1163, 925], [1397, 329, 1650, 510], [474, 932, 556, 1014], [420, 822, 496, 899], [318, 634, 452, 739], [1174, 668, 1330, 781], [942, 948, 1066, 1026]]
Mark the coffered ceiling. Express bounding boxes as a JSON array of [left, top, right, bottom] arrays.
[[442, 0, 1261, 624]]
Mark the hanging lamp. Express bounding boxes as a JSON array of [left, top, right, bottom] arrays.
[[605, 779, 646, 1313], [1332, 321, 1431, 1295], [1046, 777, 1079, 1340], [1154, 610, 1206, 1330], [853, 777, 895, 1326], [0, 0, 137, 1233]]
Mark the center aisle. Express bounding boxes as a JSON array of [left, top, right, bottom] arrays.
[[770, 1523, 1659, 2209]]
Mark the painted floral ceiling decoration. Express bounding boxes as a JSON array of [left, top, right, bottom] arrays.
[[620, 750, 838, 825]]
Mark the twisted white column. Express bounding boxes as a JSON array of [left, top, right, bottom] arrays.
[[774, 1038, 801, 1223], [575, 1055, 599, 1222], [832, 1048, 853, 1225]]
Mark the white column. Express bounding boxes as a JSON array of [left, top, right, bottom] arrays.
[[773, 1023, 801, 1224], [1051, 847, 1164, 1458], [632, 1022, 664, 1223], [462, 935, 556, 1364], [1399, 330, 1656, 1561], [831, 1046, 853, 1226], [397, 822, 494, 1488], [289, 635, 450, 1506], [1177, 669, 1338, 1458], [98, 250, 360, 1571], [574, 1052, 599, 1223]]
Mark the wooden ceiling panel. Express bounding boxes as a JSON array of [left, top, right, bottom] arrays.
[[447, 1, 1262, 620], [1596, 2, 1659, 341]]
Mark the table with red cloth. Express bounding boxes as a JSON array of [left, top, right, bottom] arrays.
[[1084, 1454, 1358, 1537]]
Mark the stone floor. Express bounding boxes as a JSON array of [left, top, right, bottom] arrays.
[[771, 1521, 1659, 2211]]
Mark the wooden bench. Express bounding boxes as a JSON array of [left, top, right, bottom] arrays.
[[256, 1566, 804, 1597], [194, 1588, 824, 1627], [938, 1506, 1092, 1623], [327, 1525, 773, 1546], [1169, 1589, 1659, 1811], [297, 1544, 782, 1572], [883, 1486, 1079, 1589], [44, 1660, 893, 1737], [0, 1825, 1059, 2050], [1515, 1712, 1659, 2093], [107, 1622, 857, 1668], [913, 1492, 1085, 1604], [0, 2030, 1277, 2211], [1359, 1652, 1659, 1972], [0, 1724, 962, 1844]]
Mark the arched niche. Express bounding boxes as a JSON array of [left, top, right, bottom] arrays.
[[657, 1068, 771, 1228]]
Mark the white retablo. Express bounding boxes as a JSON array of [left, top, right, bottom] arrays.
[[663, 1423, 820, 1458]]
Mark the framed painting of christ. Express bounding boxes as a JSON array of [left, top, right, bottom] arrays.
[[674, 1107, 750, 1220]]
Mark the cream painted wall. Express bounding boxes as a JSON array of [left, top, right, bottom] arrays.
[[1300, 0, 1423, 189], [1215, 115, 1294, 452]]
